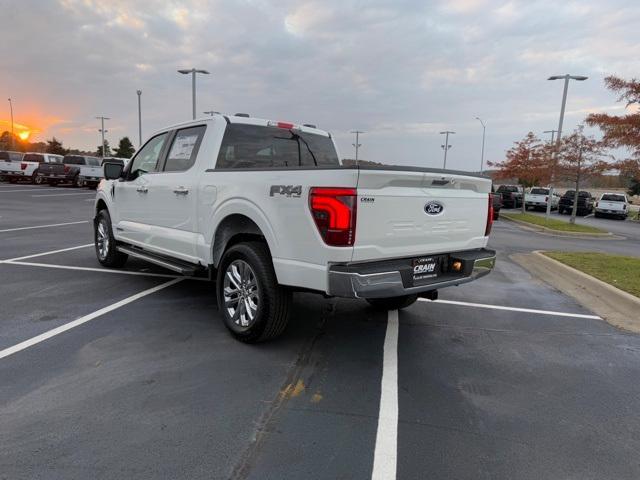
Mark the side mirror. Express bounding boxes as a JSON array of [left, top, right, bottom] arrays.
[[103, 162, 124, 180]]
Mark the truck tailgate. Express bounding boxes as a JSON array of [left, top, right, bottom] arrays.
[[353, 169, 491, 262]]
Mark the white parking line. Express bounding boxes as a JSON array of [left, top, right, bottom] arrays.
[[372, 310, 399, 480], [0, 220, 89, 233], [419, 298, 601, 319], [1, 243, 93, 263], [0, 188, 64, 193], [0, 278, 183, 361], [5, 261, 183, 279], [31, 192, 95, 197]]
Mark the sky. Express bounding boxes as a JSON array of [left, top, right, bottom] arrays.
[[1, 0, 639, 170]]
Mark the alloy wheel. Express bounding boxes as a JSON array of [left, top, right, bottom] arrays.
[[96, 219, 109, 260], [223, 259, 260, 328]]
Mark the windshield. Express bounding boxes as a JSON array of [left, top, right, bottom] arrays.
[[530, 188, 548, 195], [601, 194, 625, 202], [22, 153, 45, 163]]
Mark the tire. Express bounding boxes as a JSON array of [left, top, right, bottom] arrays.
[[72, 174, 80, 188], [95, 209, 128, 268], [32, 172, 44, 185], [216, 241, 291, 343], [366, 294, 419, 311]]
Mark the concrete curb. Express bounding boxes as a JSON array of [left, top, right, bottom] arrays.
[[500, 215, 622, 239], [511, 251, 640, 333]]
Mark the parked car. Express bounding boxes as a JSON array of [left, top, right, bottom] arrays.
[[491, 187, 502, 220], [93, 114, 496, 343], [495, 185, 523, 208], [558, 190, 594, 216], [0, 152, 63, 184], [0, 150, 24, 181], [595, 193, 629, 220], [525, 187, 560, 211], [37, 154, 102, 187]]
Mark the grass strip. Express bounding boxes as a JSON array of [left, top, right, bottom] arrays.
[[502, 212, 606, 234], [544, 251, 640, 298]]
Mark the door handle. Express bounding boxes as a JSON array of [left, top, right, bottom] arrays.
[[136, 186, 148, 193], [173, 187, 189, 195]]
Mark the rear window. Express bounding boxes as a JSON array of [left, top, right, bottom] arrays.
[[530, 188, 548, 195], [602, 194, 626, 202], [497, 186, 519, 192], [63, 155, 85, 165], [23, 153, 45, 163], [216, 124, 339, 169], [86, 158, 101, 166]]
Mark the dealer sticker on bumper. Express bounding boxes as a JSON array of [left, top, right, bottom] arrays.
[[412, 256, 439, 283]]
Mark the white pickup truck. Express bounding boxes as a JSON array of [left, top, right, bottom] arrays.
[[0, 150, 24, 181], [94, 114, 495, 342], [595, 193, 629, 219], [0, 152, 63, 183], [525, 187, 560, 211]]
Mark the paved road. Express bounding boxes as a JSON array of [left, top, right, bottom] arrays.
[[1, 183, 639, 479]]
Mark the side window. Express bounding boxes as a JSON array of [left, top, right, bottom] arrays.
[[128, 133, 168, 178], [163, 126, 206, 172]]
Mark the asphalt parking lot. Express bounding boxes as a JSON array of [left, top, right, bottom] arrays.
[[2, 183, 640, 479]]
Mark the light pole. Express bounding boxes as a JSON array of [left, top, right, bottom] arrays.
[[543, 129, 557, 144], [203, 111, 219, 116], [475, 117, 486, 174], [440, 131, 455, 169], [8, 98, 14, 150], [544, 74, 588, 218], [96, 116, 110, 158], [136, 90, 142, 148], [178, 68, 210, 120], [351, 130, 365, 164]]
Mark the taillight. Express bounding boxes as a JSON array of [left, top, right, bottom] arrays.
[[485, 194, 494, 236], [63, 165, 70, 173], [309, 187, 357, 246], [20, 162, 27, 170]]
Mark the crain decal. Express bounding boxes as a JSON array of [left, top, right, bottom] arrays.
[[424, 201, 444, 215], [270, 185, 302, 198]]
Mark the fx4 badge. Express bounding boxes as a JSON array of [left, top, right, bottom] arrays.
[[270, 185, 302, 198]]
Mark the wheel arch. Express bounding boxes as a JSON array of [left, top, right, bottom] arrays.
[[212, 213, 274, 268]]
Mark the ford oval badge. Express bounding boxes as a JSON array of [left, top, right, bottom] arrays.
[[424, 201, 444, 216]]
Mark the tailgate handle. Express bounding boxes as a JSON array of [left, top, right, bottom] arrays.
[[431, 177, 455, 186], [136, 186, 148, 194]]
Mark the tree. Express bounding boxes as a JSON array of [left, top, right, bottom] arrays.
[[46, 137, 68, 155], [628, 178, 640, 197], [112, 136, 135, 158], [556, 127, 609, 224], [96, 140, 111, 157], [586, 76, 640, 190], [488, 132, 552, 213]]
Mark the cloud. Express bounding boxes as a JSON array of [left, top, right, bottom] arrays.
[[1, 0, 638, 167]]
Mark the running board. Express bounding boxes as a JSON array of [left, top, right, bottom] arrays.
[[116, 245, 201, 275]]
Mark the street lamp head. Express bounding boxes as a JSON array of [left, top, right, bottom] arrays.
[[137, 90, 142, 95], [178, 69, 192, 74], [571, 76, 588, 81], [548, 75, 565, 81], [548, 74, 588, 81], [195, 69, 210, 74]]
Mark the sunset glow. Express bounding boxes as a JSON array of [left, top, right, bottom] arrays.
[[18, 131, 31, 141], [0, 119, 40, 142]]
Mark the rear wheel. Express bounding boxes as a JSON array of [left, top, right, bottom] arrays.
[[366, 294, 419, 311], [72, 174, 80, 188], [95, 209, 128, 268], [216, 242, 291, 343], [32, 172, 44, 185]]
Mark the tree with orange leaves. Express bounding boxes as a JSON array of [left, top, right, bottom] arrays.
[[488, 132, 552, 213], [556, 127, 609, 223], [586, 76, 640, 180]]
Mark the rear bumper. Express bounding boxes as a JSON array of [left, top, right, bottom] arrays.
[[595, 208, 626, 216], [327, 248, 496, 299]]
